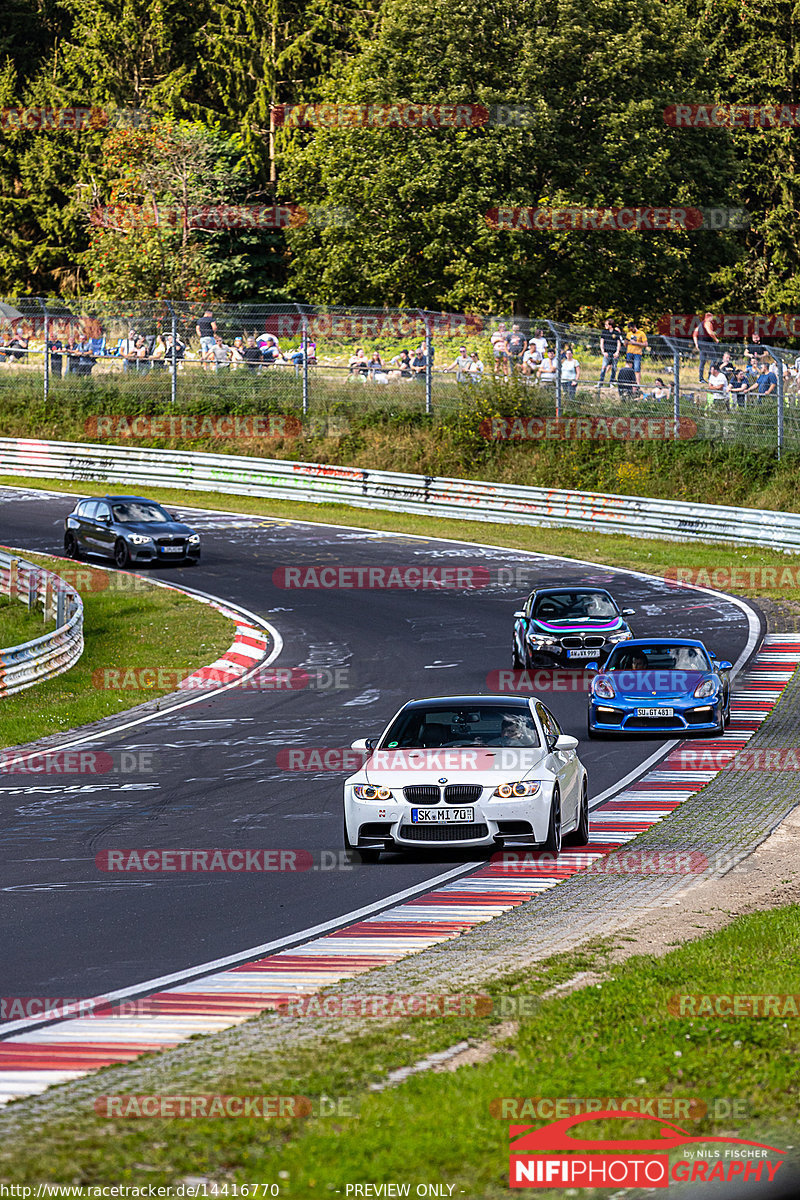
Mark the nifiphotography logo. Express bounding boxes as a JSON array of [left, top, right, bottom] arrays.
[[508, 1111, 786, 1188]]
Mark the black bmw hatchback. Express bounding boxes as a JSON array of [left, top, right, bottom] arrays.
[[64, 495, 201, 568]]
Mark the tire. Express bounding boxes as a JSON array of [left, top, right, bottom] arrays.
[[512, 642, 523, 669], [64, 532, 81, 560], [566, 778, 590, 846], [709, 704, 725, 738], [343, 815, 380, 863], [113, 538, 131, 569], [543, 786, 562, 854]]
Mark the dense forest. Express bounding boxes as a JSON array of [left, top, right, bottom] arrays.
[[0, 0, 797, 317]]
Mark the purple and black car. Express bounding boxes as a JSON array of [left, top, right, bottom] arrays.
[[512, 586, 635, 669]]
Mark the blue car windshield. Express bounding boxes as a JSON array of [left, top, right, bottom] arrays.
[[606, 645, 711, 672], [533, 591, 617, 622]]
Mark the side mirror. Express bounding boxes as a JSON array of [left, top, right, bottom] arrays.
[[554, 734, 579, 752], [100, 514, 111, 523], [513, 611, 526, 620], [584, 661, 599, 673], [718, 660, 732, 671], [351, 737, 377, 751], [622, 608, 635, 616]]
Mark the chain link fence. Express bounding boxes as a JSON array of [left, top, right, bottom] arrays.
[[0, 298, 795, 452]]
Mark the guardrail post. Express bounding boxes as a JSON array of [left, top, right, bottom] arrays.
[[56, 588, 65, 628], [294, 304, 310, 416], [673, 346, 680, 438], [555, 330, 562, 420], [9, 558, 18, 600], [28, 570, 38, 610], [43, 576, 53, 623], [417, 309, 432, 415], [775, 351, 784, 459]]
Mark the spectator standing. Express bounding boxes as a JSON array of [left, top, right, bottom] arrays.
[[756, 361, 778, 401], [506, 324, 527, 369], [444, 346, 472, 383], [467, 351, 484, 382], [560, 347, 581, 399], [410, 345, 427, 381], [705, 362, 729, 408], [48, 335, 63, 378], [598, 318, 621, 386], [719, 350, 736, 383], [151, 335, 168, 370], [537, 350, 557, 388], [626, 322, 648, 386], [196, 310, 217, 366], [117, 328, 138, 372], [491, 323, 510, 379], [242, 336, 262, 370], [747, 331, 769, 367], [531, 328, 548, 355], [729, 369, 751, 408], [692, 312, 720, 382]]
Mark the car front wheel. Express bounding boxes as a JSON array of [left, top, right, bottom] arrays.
[[64, 532, 81, 559], [566, 778, 590, 845], [114, 538, 131, 569]]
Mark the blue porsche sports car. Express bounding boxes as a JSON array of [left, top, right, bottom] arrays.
[[587, 638, 732, 737], [512, 587, 635, 669]]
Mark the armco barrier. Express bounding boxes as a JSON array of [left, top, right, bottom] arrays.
[[0, 549, 84, 695], [1, 437, 799, 553]]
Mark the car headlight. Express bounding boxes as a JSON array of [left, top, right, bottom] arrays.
[[188, 534, 200, 544], [593, 677, 616, 699], [530, 634, 558, 647], [127, 533, 153, 545], [353, 785, 394, 800], [607, 631, 633, 643], [694, 679, 716, 699], [492, 781, 541, 798]]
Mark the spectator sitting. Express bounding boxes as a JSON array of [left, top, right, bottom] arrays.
[[242, 336, 262, 370], [231, 337, 246, 369], [443, 346, 471, 383], [118, 328, 139, 372], [209, 333, 232, 371], [151, 335, 168, 370], [368, 350, 387, 381], [389, 349, 413, 380], [521, 344, 542, 376], [7, 328, 29, 362], [410, 345, 427, 380], [63, 336, 81, 375], [164, 333, 186, 365], [645, 377, 671, 401], [729, 369, 751, 408], [134, 336, 149, 371], [348, 346, 368, 377], [559, 347, 580, 399], [257, 333, 282, 364], [290, 339, 316, 375], [616, 360, 638, 400], [75, 338, 96, 378]]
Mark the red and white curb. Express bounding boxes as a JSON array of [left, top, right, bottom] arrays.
[[1, 633, 797, 1106], [179, 622, 270, 688]]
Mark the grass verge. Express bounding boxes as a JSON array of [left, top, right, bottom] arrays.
[[0, 551, 234, 748], [0, 594, 54, 647], [0, 907, 798, 1193]]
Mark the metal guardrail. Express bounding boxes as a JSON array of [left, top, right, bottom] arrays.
[[0, 549, 84, 696], [0, 436, 799, 555]]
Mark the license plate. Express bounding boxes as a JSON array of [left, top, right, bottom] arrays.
[[636, 707, 673, 718], [159, 546, 184, 554], [568, 648, 598, 659], [411, 807, 475, 823]]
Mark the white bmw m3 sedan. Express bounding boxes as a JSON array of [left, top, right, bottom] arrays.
[[343, 695, 589, 862]]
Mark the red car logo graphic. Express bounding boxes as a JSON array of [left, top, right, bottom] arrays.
[[510, 1111, 785, 1155]]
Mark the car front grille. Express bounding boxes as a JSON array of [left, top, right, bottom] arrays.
[[398, 823, 489, 842], [443, 784, 482, 803], [403, 785, 441, 804], [559, 635, 606, 648], [157, 537, 186, 546]]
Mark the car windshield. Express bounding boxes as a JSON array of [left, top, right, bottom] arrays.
[[379, 706, 540, 749], [111, 502, 171, 524], [606, 645, 711, 672], [533, 590, 617, 622]]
